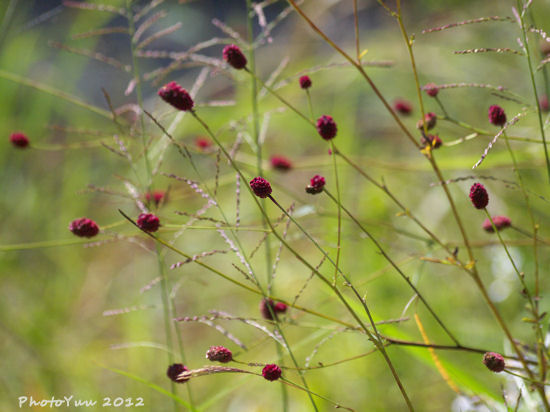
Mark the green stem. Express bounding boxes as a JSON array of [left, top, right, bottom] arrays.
[[323, 189, 459, 345], [516, 0, 550, 182]]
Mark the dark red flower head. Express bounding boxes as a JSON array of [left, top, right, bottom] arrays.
[[137, 213, 160, 232], [393, 99, 413, 115], [206, 346, 233, 363], [274, 302, 287, 313], [540, 95, 549, 112], [423, 83, 439, 97], [259, 298, 287, 320], [10, 132, 30, 148], [417, 112, 437, 131], [223, 44, 247, 70], [482, 215, 511, 233], [69, 218, 99, 238], [196, 137, 212, 150], [145, 191, 166, 207], [299, 75, 312, 89], [250, 177, 272, 198], [469, 183, 489, 209], [483, 352, 505, 373], [306, 174, 326, 194], [316, 115, 337, 140], [158, 81, 194, 111], [270, 155, 292, 171], [158, 82, 195, 112], [262, 364, 282, 381], [167, 363, 190, 383], [421, 134, 442, 149], [488, 105, 506, 126]]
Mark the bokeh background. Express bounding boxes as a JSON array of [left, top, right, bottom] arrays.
[[2, 0, 550, 411]]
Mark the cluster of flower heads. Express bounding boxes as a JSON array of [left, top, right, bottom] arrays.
[[166, 345, 281, 383]]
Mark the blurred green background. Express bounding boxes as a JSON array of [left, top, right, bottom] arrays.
[[2, 0, 550, 411]]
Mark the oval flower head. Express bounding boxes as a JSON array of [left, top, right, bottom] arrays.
[[250, 177, 272, 198], [158, 81, 194, 111], [469, 183, 489, 209], [137, 213, 160, 232], [316, 115, 337, 140], [223, 44, 247, 69]]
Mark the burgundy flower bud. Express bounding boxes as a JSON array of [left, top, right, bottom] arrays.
[[137, 213, 160, 232], [541, 41, 550, 56], [262, 364, 282, 381], [316, 115, 337, 140], [416, 112, 437, 131], [299, 75, 312, 89], [145, 191, 166, 207], [488, 105, 506, 126], [306, 174, 326, 194], [423, 83, 439, 97], [158, 81, 194, 111], [421, 134, 442, 149], [274, 302, 287, 313], [260, 298, 277, 320], [196, 137, 212, 150], [250, 177, 272, 198], [10, 132, 30, 148], [482, 215, 511, 233], [540, 95, 549, 112], [270, 155, 292, 171], [167, 363, 189, 383], [69, 218, 100, 238], [469, 183, 489, 209], [223, 44, 247, 69], [393, 99, 413, 115], [260, 299, 287, 320], [483, 352, 505, 373], [206, 346, 233, 363]]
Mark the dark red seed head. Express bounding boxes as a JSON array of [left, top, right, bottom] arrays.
[[424, 83, 439, 97], [10, 132, 30, 148], [469, 183, 489, 209], [274, 302, 287, 313], [393, 99, 413, 115], [206, 346, 233, 363], [223, 44, 247, 70], [158, 81, 194, 111], [482, 215, 511, 233], [69, 218, 99, 238], [145, 191, 166, 207], [262, 364, 282, 381], [483, 352, 505, 373], [421, 134, 442, 149], [167, 363, 189, 383], [417, 112, 437, 131], [540, 95, 549, 112], [260, 298, 276, 320], [299, 75, 312, 89], [270, 155, 292, 171], [306, 174, 326, 194], [250, 177, 272, 198], [488, 105, 506, 126], [137, 213, 160, 232], [316, 115, 337, 140], [196, 137, 212, 150]]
